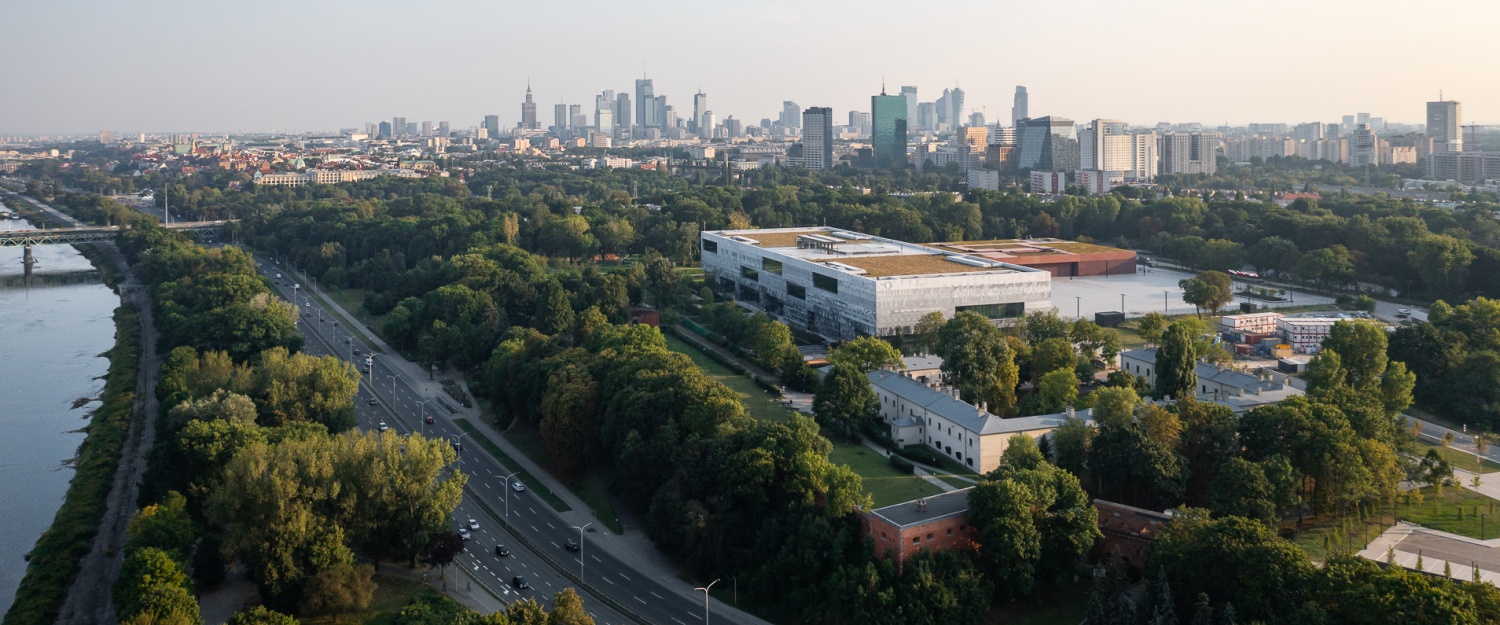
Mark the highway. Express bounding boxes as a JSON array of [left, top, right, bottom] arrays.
[[255, 259, 744, 625]]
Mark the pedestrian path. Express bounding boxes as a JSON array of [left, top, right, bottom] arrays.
[[1359, 521, 1500, 585]]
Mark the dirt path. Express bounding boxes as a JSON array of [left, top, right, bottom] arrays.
[[55, 244, 160, 625]]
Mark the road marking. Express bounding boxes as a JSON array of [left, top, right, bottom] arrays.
[[634, 596, 648, 605], [547, 522, 556, 529], [617, 572, 630, 580], [602, 576, 614, 585], [591, 555, 601, 562], [650, 591, 663, 600], [529, 507, 537, 514], [689, 612, 703, 620], [532, 525, 540, 532], [673, 619, 688, 625]]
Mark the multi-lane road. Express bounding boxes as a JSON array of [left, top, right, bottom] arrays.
[[256, 260, 743, 625]]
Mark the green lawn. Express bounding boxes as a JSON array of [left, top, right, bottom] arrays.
[[1414, 439, 1500, 473], [451, 418, 572, 513], [663, 333, 796, 423], [501, 421, 623, 534], [325, 286, 390, 338], [1293, 485, 1500, 562], [828, 438, 954, 507], [308, 571, 439, 625]]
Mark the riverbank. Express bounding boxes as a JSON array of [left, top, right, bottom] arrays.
[[2, 303, 140, 625]]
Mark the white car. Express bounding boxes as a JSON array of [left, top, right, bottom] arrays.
[[1397, 308, 1412, 317], [510, 480, 526, 493], [378, 422, 389, 432], [468, 518, 479, 530], [458, 527, 471, 540]]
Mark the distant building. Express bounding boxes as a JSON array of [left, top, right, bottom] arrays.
[[1427, 100, 1462, 153], [863, 488, 977, 571], [520, 85, 539, 130], [1119, 348, 1304, 412], [483, 115, 500, 139], [553, 103, 569, 135], [801, 107, 834, 170], [635, 79, 655, 128], [781, 101, 802, 130], [1428, 151, 1500, 183], [1075, 169, 1119, 195], [1030, 170, 1066, 194], [872, 91, 909, 169], [848, 111, 871, 136], [1012, 86, 1028, 127], [1079, 119, 1132, 174], [967, 169, 1001, 191], [1016, 117, 1078, 171], [901, 86, 919, 127], [1161, 132, 1219, 175]]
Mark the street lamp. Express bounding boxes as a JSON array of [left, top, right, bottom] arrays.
[[503, 471, 519, 526], [569, 522, 592, 580], [695, 579, 719, 625], [1164, 290, 1169, 313], [418, 397, 435, 437], [1076, 295, 1081, 320]]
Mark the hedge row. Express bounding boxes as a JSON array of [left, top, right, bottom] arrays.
[[4, 304, 142, 625]]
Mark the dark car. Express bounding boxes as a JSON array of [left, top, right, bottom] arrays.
[[425, 415, 435, 424], [512, 576, 529, 590], [564, 538, 580, 553], [495, 545, 510, 557], [367, 399, 378, 406]]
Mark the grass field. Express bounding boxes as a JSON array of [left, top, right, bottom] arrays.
[[1414, 438, 1500, 473], [325, 286, 390, 339], [662, 333, 796, 423], [312, 571, 440, 625], [1292, 485, 1500, 562], [827, 439, 954, 507]]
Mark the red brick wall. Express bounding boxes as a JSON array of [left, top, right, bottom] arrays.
[[1092, 501, 1169, 571], [863, 513, 977, 569]]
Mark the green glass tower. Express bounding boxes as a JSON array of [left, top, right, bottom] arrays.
[[871, 91, 908, 169]]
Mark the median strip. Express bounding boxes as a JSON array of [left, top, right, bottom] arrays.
[[453, 418, 571, 513]]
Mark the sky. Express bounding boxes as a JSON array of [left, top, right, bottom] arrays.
[[2, 0, 1497, 135]]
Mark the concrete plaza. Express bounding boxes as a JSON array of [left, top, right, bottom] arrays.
[[1048, 265, 1336, 320]]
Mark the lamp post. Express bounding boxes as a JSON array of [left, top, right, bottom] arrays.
[[1076, 296, 1081, 320], [1121, 293, 1126, 315], [1164, 290, 1169, 313], [503, 471, 519, 526], [695, 579, 719, 625], [569, 522, 592, 580]]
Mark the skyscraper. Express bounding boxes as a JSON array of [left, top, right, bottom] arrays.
[[377, 121, 392, 139], [872, 90, 909, 169], [1427, 99, 1462, 153], [595, 94, 614, 136], [936, 89, 952, 129], [1350, 124, 1379, 166], [653, 95, 668, 128], [484, 115, 500, 139], [554, 103, 568, 134], [438, 121, 450, 136], [616, 92, 631, 137], [849, 111, 871, 135], [393, 117, 407, 138], [950, 88, 965, 130], [782, 101, 802, 129], [635, 79, 655, 128], [916, 103, 936, 132], [693, 92, 708, 137], [1079, 119, 1131, 172], [1011, 86, 1028, 127], [1016, 116, 1079, 171], [802, 107, 834, 170], [900, 86, 918, 128], [521, 84, 539, 130]]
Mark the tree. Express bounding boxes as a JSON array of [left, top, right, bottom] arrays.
[[1035, 368, 1079, 414], [937, 312, 1019, 415], [535, 279, 575, 336], [1295, 245, 1355, 289], [1148, 510, 1314, 623], [125, 491, 196, 561], [813, 364, 877, 440], [226, 606, 298, 625], [1091, 386, 1141, 430], [115, 548, 197, 624], [1380, 361, 1416, 415], [1031, 338, 1077, 382], [748, 316, 795, 372], [912, 311, 946, 355], [1152, 567, 1179, 625], [1179, 271, 1233, 318], [421, 531, 466, 578], [1136, 312, 1169, 346], [546, 588, 595, 625], [1316, 321, 1389, 391], [301, 563, 377, 622], [829, 336, 903, 373], [968, 479, 1042, 599], [1207, 458, 1276, 524], [540, 364, 601, 477], [1248, 236, 1301, 274], [1051, 417, 1094, 477], [1408, 234, 1474, 299], [1154, 322, 1199, 400]]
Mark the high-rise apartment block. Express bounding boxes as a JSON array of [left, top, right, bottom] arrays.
[[483, 115, 500, 140], [1079, 119, 1132, 173], [1016, 117, 1078, 172], [872, 91, 909, 169], [801, 107, 834, 170], [1350, 124, 1379, 167], [1161, 133, 1219, 175], [1427, 100, 1462, 153]]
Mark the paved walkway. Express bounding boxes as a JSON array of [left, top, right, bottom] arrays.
[[285, 262, 772, 625], [1359, 522, 1500, 584]]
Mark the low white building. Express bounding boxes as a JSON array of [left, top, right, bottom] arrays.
[[1119, 348, 1304, 412], [700, 227, 1051, 341], [869, 368, 1093, 474]]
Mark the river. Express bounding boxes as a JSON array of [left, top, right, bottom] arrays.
[[0, 219, 120, 615]]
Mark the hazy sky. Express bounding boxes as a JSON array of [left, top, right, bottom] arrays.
[[3, 0, 1497, 134]]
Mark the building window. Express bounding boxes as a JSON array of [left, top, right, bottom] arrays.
[[741, 266, 759, 281], [762, 258, 783, 275], [967, 457, 974, 467], [786, 283, 806, 299], [947, 528, 953, 536], [702, 240, 718, 253], [927, 533, 935, 540], [956, 302, 1025, 320], [912, 537, 920, 544], [813, 272, 839, 293]]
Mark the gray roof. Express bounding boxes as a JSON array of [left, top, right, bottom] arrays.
[[871, 487, 975, 528], [868, 370, 1094, 436], [1122, 348, 1286, 394], [902, 354, 944, 372]]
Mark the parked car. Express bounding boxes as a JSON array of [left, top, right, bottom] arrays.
[[565, 538, 580, 553]]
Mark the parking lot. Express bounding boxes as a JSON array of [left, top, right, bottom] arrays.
[[1048, 266, 1336, 320]]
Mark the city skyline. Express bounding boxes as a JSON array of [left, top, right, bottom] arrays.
[[4, 0, 1500, 134]]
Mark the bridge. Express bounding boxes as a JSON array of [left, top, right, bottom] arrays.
[[0, 221, 233, 247]]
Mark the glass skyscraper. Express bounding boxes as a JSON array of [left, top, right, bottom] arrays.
[[872, 93, 908, 169]]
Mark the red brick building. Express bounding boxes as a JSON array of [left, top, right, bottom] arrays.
[[1092, 500, 1172, 571], [932, 239, 1137, 278], [862, 487, 976, 570]]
